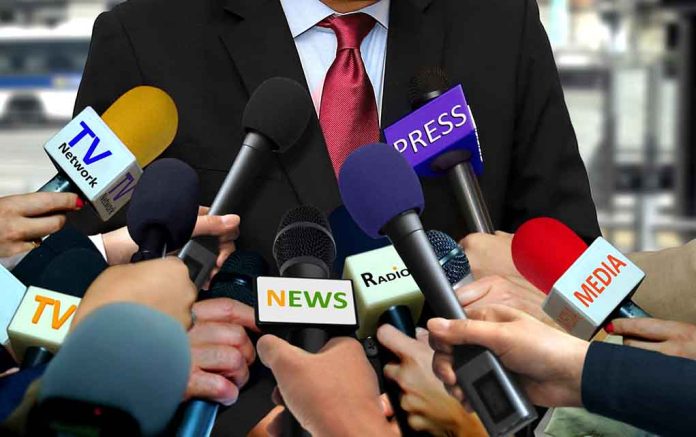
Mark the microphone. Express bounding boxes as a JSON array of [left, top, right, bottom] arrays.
[[426, 230, 474, 288], [126, 158, 200, 261], [511, 217, 649, 339], [339, 143, 536, 437], [202, 251, 268, 305], [38, 86, 178, 221], [329, 205, 389, 271], [178, 77, 314, 288], [29, 302, 191, 436], [7, 248, 108, 369], [384, 67, 493, 233]]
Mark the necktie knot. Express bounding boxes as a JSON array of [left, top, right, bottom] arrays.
[[318, 13, 376, 50]]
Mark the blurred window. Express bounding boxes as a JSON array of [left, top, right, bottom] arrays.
[[0, 41, 89, 76]]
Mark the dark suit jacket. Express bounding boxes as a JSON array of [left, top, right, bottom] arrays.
[[72, 0, 600, 434], [582, 342, 696, 436]]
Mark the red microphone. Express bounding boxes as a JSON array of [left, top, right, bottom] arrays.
[[512, 218, 650, 339]]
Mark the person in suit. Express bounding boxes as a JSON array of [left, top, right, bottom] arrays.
[[73, 0, 600, 433]]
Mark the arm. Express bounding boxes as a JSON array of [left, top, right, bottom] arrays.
[[505, 0, 599, 242], [582, 342, 696, 436]]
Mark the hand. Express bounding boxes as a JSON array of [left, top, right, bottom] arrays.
[[186, 298, 257, 405], [102, 207, 240, 272], [460, 231, 519, 279], [377, 325, 487, 437], [74, 257, 196, 328], [456, 275, 557, 327], [609, 318, 696, 359], [0, 192, 81, 257], [428, 304, 589, 408], [257, 335, 396, 437]]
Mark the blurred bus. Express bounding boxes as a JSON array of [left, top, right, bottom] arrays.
[[0, 19, 92, 126]]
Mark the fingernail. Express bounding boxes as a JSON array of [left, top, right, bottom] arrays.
[[430, 318, 450, 332], [605, 322, 615, 334], [75, 197, 85, 209]]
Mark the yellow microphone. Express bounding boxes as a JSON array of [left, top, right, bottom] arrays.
[[39, 86, 178, 221]]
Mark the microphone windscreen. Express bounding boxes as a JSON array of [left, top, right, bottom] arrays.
[[511, 217, 588, 294], [206, 251, 268, 307], [338, 143, 424, 239], [101, 86, 178, 167], [409, 66, 450, 107], [11, 224, 100, 287], [242, 77, 313, 153], [37, 248, 108, 298], [273, 205, 336, 274], [38, 303, 190, 436], [426, 230, 471, 286], [329, 205, 389, 270], [127, 158, 200, 251]]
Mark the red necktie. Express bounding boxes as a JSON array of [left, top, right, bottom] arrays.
[[318, 13, 380, 174]]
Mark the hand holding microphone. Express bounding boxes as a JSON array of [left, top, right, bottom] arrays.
[[0, 192, 82, 257], [428, 304, 588, 408], [609, 318, 696, 359]]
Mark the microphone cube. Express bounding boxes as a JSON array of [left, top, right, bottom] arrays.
[[43, 107, 143, 221], [543, 238, 645, 340], [384, 85, 483, 178], [343, 245, 424, 339], [7, 286, 81, 360]]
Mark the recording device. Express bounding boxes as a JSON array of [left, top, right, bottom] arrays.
[[178, 77, 314, 288], [339, 143, 536, 437], [38, 86, 178, 221], [127, 158, 200, 261], [384, 67, 493, 233], [29, 303, 191, 436], [426, 230, 474, 288], [512, 217, 650, 340], [7, 248, 107, 369], [202, 251, 268, 305]]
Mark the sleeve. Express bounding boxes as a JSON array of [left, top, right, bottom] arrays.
[[503, 0, 600, 243], [68, 9, 143, 234], [582, 341, 696, 435]]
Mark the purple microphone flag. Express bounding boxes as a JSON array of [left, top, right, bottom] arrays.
[[384, 85, 483, 177]]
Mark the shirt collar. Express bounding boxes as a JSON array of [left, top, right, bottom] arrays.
[[280, 0, 390, 39]]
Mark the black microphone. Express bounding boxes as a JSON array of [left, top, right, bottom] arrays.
[[10, 248, 108, 370], [273, 205, 337, 437], [178, 77, 314, 288], [127, 158, 200, 262], [426, 230, 474, 288], [28, 303, 191, 437], [201, 251, 269, 305], [339, 143, 537, 437]]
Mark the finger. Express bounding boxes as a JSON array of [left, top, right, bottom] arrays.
[[216, 241, 236, 268], [186, 370, 239, 405], [382, 363, 401, 382], [379, 393, 394, 417], [266, 406, 286, 437], [10, 192, 79, 217], [376, 324, 418, 360], [319, 336, 363, 355], [428, 316, 507, 353], [191, 345, 248, 387], [198, 206, 210, 216], [464, 304, 524, 323], [415, 327, 430, 346], [271, 386, 285, 406], [192, 298, 259, 332], [455, 282, 491, 306], [14, 215, 66, 241], [432, 351, 457, 386], [408, 415, 436, 433], [189, 322, 256, 364], [257, 334, 305, 370], [611, 318, 679, 341], [192, 214, 241, 240]]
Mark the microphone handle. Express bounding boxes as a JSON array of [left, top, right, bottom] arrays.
[[447, 162, 494, 234], [21, 346, 53, 370], [378, 306, 429, 437], [611, 300, 651, 319], [383, 212, 537, 437], [38, 173, 76, 194], [178, 131, 275, 288], [282, 262, 330, 437]]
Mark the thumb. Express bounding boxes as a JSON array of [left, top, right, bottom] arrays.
[[193, 214, 240, 238], [257, 334, 304, 370], [427, 317, 502, 352]]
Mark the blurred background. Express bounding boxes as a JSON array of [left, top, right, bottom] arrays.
[[0, 0, 694, 253]]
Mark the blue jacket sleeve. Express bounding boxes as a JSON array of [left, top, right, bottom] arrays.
[[582, 341, 696, 436]]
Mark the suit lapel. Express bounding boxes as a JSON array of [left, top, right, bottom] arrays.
[[382, 0, 443, 130], [219, 0, 341, 213]]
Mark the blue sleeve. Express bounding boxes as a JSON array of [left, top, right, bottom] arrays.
[[582, 341, 696, 436], [0, 364, 46, 421]]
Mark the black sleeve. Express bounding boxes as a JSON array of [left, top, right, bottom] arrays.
[[504, 0, 600, 243], [582, 341, 696, 436], [68, 9, 144, 234]]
